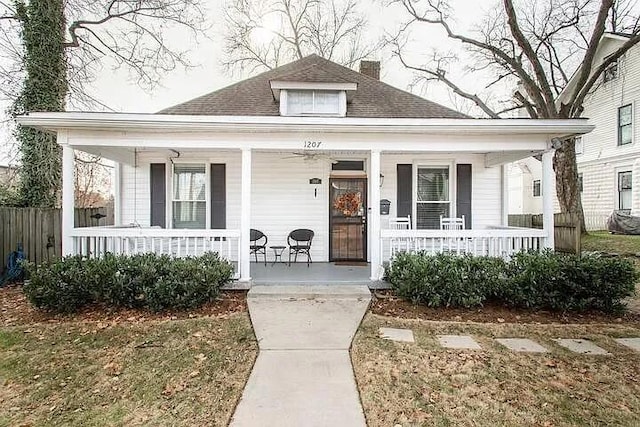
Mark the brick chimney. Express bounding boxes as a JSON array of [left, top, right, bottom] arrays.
[[359, 60, 380, 80]]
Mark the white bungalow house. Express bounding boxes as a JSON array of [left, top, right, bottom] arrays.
[[509, 32, 639, 231], [17, 55, 592, 284]]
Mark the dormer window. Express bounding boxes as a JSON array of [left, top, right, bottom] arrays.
[[287, 90, 343, 116], [270, 79, 356, 117]]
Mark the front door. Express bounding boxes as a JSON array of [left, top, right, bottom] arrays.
[[329, 178, 367, 261]]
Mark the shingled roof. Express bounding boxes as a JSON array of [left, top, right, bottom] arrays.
[[159, 55, 469, 119]]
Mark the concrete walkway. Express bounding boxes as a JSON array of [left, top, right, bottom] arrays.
[[230, 285, 371, 427]]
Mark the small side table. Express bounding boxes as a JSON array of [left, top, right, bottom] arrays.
[[269, 245, 286, 266]]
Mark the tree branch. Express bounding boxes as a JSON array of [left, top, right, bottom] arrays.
[[503, 0, 556, 115], [394, 45, 500, 118], [570, 32, 640, 116], [565, 0, 615, 111]]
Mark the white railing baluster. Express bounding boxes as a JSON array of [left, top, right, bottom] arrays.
[[379, 228, 547, 263], [67, 228, 241, 265]]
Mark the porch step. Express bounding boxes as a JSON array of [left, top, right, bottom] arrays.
[[247, 284, 371, 300]]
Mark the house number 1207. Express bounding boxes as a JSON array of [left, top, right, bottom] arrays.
[[304, 141, 322, 148]]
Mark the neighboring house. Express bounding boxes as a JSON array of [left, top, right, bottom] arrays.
[[17, 55, 591, 283], [509, 33, 640, 231]]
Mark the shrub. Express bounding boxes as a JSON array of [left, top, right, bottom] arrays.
[[22, 252, 234, 313], [387, 252, 506, 308], [386, 250, 638, 313], [502, 250, 638, 313], [144, 253, 234, 311], [23, 255, 95, 313]]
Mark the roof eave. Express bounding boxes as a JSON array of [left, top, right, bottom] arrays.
[[16, 112, 594, 138]]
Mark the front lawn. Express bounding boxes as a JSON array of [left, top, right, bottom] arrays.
[[583, 231, 640, 254], [0, 314, 257, 426], [353, 314, 640, 427]]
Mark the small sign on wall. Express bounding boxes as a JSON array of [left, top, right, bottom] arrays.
[[309, 178, 322, 199], [380, 199, 391, 215]]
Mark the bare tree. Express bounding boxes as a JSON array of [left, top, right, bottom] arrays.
[[391, 0, 640, 229], [222, 0, 380, 73], [0, 0, 207, 110], [0, 0, 207, 206], [74, 152, 113, 208]]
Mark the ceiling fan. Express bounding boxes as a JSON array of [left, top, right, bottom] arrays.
[[281, 151, 337, 163]]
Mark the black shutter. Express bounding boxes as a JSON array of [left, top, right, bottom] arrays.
[[456, 164, 472, 229], [396, 164, 412, 218], [210, 164, 226, 229], [150, 163, 166, 228]]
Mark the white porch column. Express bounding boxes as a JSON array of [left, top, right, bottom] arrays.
[[631, 158, 640, 217], [61, 143, 75, 255], [541, 150, 555, 250], [501, 165, 509, 226], [113, 162, 122, 226], [240, 148, 252, 282], [370, 149, 381, 280]]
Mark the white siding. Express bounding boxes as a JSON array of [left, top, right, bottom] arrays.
[[119, 150, 506, 262], [251, 152, 331, 262], [577, 41, 640, 227], [510, 40, 640, 221], [121, 162, 150, 226], [120, 151, 242, 230], [508, 157, 554, 214], [380, 153, 502, 229]]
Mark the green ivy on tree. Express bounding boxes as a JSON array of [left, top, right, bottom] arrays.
[[11, 0, 67, 207]]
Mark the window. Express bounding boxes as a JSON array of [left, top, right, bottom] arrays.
[[533, 179, 541, 197], [603, 61, 618, 83], [575, 136, 583, 155], [415, 166, 450, 229], [618, 171, 632, 212], [618, 104, 633, 146], [332, 160, 364, 171], [578, 173, 583, 192], [172, 164, 206, 229], [287, 90, 341, 116]]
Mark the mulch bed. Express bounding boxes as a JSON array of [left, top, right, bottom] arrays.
[[1, 283, 248, 327], [371, 290, 640, 325], [5, 283, 639, 327]]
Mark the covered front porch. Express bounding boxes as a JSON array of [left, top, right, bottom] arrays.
[[16, 113, 593, 285]]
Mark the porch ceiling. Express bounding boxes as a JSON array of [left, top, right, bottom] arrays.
[[79, 146, 136, 165]]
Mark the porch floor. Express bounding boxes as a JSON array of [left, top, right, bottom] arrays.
[[224, 262, 389, 289]]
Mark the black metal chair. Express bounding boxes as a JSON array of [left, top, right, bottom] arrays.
[[250, 229, 268, 266], [287, 229, 314, 267]]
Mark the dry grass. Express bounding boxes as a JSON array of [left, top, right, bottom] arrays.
[[0, 314, 257, 427], [353, 314, 640, 427], [583, 231, 640, 255], [581, 232, 640, 313]]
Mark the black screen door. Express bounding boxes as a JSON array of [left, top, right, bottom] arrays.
[[329, 178, 367, 261]]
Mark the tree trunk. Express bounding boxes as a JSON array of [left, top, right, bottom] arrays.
[[13, 0, 68, 208], [553, 137, 587, 233]]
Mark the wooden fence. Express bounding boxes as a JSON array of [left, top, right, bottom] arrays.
[[508, 212, 581, 254], [0, 206, 114, 267]]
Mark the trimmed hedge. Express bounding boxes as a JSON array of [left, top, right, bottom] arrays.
[[386, 250, 638, 313], [386, 253, 505, 308], [22, 252, 234, 313]]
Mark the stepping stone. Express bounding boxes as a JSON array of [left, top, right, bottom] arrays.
[[614, 338, 640, 352], [496, 338, 548, 353], [553, 339, 610, 355], [437, 335, 482, 350], [379, 327, 415, 343]]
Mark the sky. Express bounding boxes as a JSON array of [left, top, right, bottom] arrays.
[[0, 0, 491, 166]]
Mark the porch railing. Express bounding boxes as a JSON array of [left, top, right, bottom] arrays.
[[380, 228, 547, 262], [70, 227, 241, 267]]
